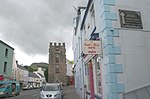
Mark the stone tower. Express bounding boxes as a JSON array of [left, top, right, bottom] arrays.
[[48, 42, 66, 84]]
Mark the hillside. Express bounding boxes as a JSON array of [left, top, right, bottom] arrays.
[[24, 62, 48, 72], [30, 62, 48, 70], [26, 62, 49, 82]]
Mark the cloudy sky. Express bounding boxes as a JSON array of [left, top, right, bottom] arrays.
[[0, 0, 85, 65]]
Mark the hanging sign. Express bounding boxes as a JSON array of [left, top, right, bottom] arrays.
[[83, 40, 102, 55]]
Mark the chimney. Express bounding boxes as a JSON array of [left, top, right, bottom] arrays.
[[16, 61, 18, 65]]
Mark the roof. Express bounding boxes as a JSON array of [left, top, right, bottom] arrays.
[[29, 72, 39, 78], [0, 40, 14, 50], [17, 64, 28, 71], [0, 80, 20, 84], [37, 73, 44, 77], [45, 83, 61, 86]]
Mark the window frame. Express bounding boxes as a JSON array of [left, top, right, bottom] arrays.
[[3, 62, 7, 73], [90, 3, 96, 29], [55, 64, 59, 73], [55, 53, 60, 63], [5, 48, 8, 57]]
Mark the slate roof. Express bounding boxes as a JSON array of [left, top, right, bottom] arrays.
[[37, 73, 44, 77], [29, 72, 39, 78], [0, 40, 14, 50], [17, 64, 28, 71]]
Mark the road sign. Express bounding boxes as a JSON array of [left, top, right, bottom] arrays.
[[83, 40, 102, 55], [119, 9, 143, 29]]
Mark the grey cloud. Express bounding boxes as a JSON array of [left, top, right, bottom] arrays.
[[0, 0, 77, 56]]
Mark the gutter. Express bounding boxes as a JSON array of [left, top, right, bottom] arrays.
[[80, 0, 93, 30], [0, 40, 14, 50]]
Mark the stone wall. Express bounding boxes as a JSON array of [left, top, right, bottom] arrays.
[[48, 42, 66, 84]]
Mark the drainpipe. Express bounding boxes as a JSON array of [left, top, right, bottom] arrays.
[[80, 33, 85, 98], [88, 60, 95, 99]]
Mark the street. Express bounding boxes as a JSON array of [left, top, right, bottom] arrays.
[[2, 85, 81, 99], [3, 89, 40, 99]]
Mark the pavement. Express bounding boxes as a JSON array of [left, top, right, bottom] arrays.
[[63, 85, 82, 99]]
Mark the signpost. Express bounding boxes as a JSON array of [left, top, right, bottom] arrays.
[[119, 9, 143, 29]]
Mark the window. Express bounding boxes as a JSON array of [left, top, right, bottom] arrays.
[[94, 57, 102, 94], [85, 63, 90, 90], [55, 53, 60, 62], [56, 47, 59, 51], [55, 65, 59, 73], [43, 85, 59, 91], [83, 24, 86, 34], [3, 62, 7, 73], [90, 4, 96, 29], [5, 48, 8, 57]]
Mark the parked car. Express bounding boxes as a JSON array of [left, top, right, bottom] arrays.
[[39, 83, 63, 99], [23, 83, 30, 90], [29, 84, 34, 89]]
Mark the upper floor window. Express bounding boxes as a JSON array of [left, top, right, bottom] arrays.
[[90, 3, 95, 29], [5, 48, 8, 57], [55, 53, 60, 62], [56, 47, 59, 51], [55, 64, 59, 73], [3, 62, 7, 73], [83, 24, 86, 33]]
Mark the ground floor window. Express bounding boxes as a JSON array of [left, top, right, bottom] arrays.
[[94, 56, 102, 94]]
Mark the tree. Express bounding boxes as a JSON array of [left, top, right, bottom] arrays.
[[44, 68, 48, 82]]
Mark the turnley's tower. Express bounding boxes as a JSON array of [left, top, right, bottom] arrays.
[[48, 42, 66, 84]]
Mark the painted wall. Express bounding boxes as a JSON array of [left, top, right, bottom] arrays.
[[95, 0, 150, 99], [73, 7, 87, 98], [74, 0, 150, 99], [0, 41, 14, 79], [66, 60, 73, 76], [113, 0, 150, 97]]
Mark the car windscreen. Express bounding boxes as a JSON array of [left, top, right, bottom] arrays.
[[0, 83, 9, 88], [43, 85, 59, 91]]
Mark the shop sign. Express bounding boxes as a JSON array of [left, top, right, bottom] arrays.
[[119, 9, 143, 29], [83, 40, 102, 55]]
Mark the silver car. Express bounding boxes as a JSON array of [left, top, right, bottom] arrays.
[[40, 83, 63, 99]]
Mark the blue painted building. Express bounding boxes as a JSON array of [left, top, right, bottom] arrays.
[[73, 0, 150, 99], [0, 40, 14, 81]]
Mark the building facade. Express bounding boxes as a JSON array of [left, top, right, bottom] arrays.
[[73, 0, 150, 99], [66, 59, 74, 85], [66, 59, 73, 76], [48, 43, 67, 84], [0, 40, 14, 81], [34, 67, 46, 87]]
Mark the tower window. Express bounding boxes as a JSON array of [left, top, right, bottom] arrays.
[[55, 65, 59, 73], [55, 53, 60, 62], [56, 47, 59, 51]]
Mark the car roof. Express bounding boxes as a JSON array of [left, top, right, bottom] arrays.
[[0, 81, 19, 84], [45, 83, 60, 86]]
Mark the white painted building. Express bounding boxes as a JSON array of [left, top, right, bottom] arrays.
[[73, 0, 150, 99], [34, 67, 46, 87], [12, 60, 29, 83], [66, 59, 73, 76]]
